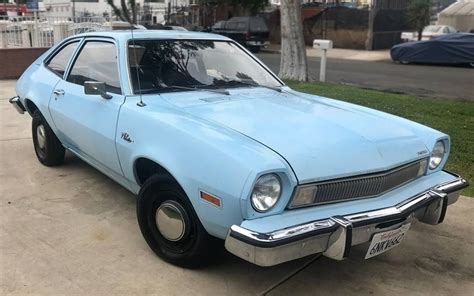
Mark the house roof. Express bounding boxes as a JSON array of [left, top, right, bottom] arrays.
[[439, 1, 474, 16]]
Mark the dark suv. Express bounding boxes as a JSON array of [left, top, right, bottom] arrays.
[[211, 17, 270, 53]]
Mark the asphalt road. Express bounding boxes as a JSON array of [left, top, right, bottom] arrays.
[[1, 80, 474, 295], [256, 53, 474, 101]]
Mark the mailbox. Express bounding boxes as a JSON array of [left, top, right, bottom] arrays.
[[313, 39, 333, 50]]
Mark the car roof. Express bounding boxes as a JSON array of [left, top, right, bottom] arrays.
[[73, 30, 230, 42]]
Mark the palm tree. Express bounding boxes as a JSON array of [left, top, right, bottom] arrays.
[[279, 0, 308, 81], [106, 0, 138, 24], [407, 0, 432, 41]]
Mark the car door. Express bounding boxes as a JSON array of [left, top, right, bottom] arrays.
[[48, 39, 125, 176], [30, 39, 81, 128]]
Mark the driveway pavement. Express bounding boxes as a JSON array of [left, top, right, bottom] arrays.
[[256, 53, 474, 101], [1, 80, 473, 295]]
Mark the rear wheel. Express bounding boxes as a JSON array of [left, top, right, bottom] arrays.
[[136, 175, 216, 268], [32, 110, 65, 166]]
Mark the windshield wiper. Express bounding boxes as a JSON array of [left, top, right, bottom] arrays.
[[170, 85, 230, 95], [219, 79, 283, 93]]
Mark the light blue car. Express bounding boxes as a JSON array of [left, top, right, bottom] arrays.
[[10, 31, 468, 267]]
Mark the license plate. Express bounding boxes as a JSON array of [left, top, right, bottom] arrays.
[[365, 223, 411, 259]]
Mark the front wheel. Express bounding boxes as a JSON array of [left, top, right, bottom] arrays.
[[32, 110, 65, 166], [136, 175, 216, 268]]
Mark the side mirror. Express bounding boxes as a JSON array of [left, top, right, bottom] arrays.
[[84, 81, 112, 100]]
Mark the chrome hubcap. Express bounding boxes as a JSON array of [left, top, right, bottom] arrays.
[[155, 202, 186, 241], [37, 125, 46, 149]]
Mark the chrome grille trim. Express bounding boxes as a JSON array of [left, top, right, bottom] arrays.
[[289, 159, 428, 208]]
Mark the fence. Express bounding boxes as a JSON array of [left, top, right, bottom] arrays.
[[0, 16, 112, 49]]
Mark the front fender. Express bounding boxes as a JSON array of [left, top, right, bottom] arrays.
[[116, 96, 295, 239]]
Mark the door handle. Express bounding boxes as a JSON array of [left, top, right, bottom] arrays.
[[54, 89, 65, 96]]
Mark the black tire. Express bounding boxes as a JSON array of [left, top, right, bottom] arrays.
[[137, 175, 216, 268], [32, 110, 65, 166]]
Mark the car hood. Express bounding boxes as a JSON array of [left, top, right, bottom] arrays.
[[162, 88, 431, 183]]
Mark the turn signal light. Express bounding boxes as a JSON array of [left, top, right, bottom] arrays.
[[200, 191, 221, 207]]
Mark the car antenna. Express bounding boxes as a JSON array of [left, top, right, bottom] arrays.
[[130, 22, 146, 107]]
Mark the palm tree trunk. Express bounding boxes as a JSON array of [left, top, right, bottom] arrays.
[[279, 0, 308, 81]]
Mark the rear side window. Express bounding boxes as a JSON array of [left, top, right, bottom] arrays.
[[236, 22, 246, 31], [67, 41, 121, 94], [46, 41, 79, 76], [226, 22, 237, 30]]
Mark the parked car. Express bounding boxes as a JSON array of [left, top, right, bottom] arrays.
[[162, 25, 188, 31], [391, 33, 474, 67], [10, 31, 468, 268], [211, 16, 269, 52], [401, 25, 457, 42]]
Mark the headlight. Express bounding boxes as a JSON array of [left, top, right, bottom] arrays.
[[429, 141, 445, 169], [251, 174, 281, 212]]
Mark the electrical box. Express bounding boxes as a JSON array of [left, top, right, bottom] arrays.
[[313, 39, 333, 50]]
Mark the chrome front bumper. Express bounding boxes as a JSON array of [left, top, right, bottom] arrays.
[[225, 172, 468, 266]]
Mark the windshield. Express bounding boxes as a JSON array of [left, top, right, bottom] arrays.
[[128, 40, 282, 94], [423, 26, 442, 33]]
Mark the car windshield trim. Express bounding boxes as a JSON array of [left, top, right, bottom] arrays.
[[135, 84, 230, 95]]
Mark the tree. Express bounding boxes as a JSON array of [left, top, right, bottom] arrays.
[[198, 0, 268, 17], [278, 0, 308, 81], [106, 0, 138, 24], [229, 0, 268, 16], [407, 0, 432, 41]]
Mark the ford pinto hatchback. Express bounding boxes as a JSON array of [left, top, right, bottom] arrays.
[[10, 31, 468, 267]]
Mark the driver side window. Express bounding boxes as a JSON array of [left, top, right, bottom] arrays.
[[67, 41, 122, 94]]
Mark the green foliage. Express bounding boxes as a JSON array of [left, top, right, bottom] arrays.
[[231, 0, 268, 15], [106, 0, 137, 24], [286, 81, 474, 196], [407, 0, 432, 40], [201, 0, 268, 16]]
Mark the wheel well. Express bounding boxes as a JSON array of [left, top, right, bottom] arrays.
[[25, 99, 39, 116], [134, 158, 176, 186]]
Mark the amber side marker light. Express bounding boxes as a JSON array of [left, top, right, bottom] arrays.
[[200, 191, 222, 207]]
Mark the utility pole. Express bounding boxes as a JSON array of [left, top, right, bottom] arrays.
[[167, 1, 170, 24], [72, 0, 76, 20]]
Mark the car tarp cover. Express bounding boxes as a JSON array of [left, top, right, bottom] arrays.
[[391, 33, 474, 64]]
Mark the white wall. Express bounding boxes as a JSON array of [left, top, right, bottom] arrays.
[[41, 0, 184, 22]]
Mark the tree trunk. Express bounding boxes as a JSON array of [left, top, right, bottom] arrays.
[[365, 8, 377, 50], [279, 0, 308, 82], [417, 28, 423, 41]]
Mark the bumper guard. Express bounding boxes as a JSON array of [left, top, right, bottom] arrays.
[[9, 96, 26, 114]]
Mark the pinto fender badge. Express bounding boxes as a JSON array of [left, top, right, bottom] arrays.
[[121, 132, 133, 143], [417, 150, 428, 156]]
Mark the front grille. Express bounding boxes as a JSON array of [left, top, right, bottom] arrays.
[[290, 159, 428, 208]]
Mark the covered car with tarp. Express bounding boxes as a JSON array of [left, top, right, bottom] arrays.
[[391, 33, 474, 66]]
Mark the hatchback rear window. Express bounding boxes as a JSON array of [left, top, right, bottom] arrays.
[[249, 18, 268, 32]]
